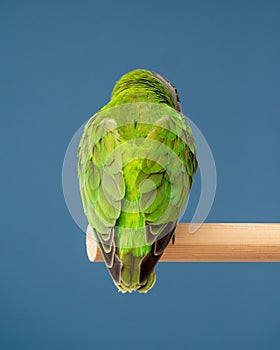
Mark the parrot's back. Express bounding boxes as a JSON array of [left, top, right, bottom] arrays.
[[78, 70, 197, 293]]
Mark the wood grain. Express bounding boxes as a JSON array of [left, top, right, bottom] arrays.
[[91, 223, 280, 262]]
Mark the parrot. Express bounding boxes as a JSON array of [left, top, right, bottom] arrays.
[[78, 69, 198, 293]]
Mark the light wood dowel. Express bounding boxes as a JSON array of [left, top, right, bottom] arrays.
[[91, 223, 280, 262]]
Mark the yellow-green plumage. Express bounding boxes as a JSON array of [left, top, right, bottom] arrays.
[[78, 69, 197, 293]]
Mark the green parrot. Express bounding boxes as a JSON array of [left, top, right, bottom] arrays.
[[78, 69, 198, 293]]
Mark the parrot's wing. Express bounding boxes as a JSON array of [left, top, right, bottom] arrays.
[[78, 114, 125, 283], [136, 112, 198, 283], [78, 107, 198, 290]]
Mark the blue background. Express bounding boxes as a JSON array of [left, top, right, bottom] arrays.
[[1, 0, 280, 349]]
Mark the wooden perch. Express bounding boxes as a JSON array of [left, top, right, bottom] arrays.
[[86, 223, 280, 262]]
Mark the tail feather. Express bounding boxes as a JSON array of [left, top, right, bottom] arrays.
[[105, 223, 176, 293]]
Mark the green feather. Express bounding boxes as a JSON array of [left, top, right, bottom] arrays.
[[78, 69, 198, 293]]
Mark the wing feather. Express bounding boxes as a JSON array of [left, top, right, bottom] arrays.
[[78, 115, 124, 270], [78, 103, 198, 291]]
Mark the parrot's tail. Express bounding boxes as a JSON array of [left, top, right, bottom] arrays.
[[105, 223, 176, 293], [113, 269, 157, 294]]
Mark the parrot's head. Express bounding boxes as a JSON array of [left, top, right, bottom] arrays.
[[111, 69, 182, 113]]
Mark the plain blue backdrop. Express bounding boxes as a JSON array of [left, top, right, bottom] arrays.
[[1, 0, 280, 349]]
